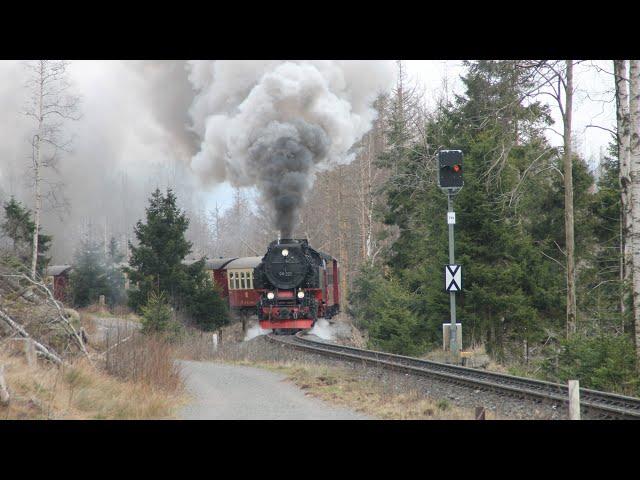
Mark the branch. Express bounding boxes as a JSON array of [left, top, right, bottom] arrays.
[[585, 124, 616, 136], [0, 308, 63, 365], [0, 274, 92, 364]]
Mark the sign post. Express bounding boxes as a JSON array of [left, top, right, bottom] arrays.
[[447, 191, 459, 361], [438, 150, 464, 363]]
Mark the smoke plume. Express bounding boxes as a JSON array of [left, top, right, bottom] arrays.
[[0, 60, 204, 262], [188, 61, 395, 237]]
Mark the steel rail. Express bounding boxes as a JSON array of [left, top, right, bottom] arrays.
[[267, 333, 640, 419]]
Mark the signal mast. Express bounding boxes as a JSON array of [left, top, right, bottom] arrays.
[[437, 150, 463, 363]]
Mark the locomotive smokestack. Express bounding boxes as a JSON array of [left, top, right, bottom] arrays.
[[188, 61, 395, 237]]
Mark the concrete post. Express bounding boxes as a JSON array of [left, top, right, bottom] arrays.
[[568, 380, 580, 420]]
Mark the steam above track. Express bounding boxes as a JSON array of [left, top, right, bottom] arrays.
[[187, 60, 395, 237]]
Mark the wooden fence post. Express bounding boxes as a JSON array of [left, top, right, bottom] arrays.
[[24, 339, 36, 367], [0, 365, 10, 406], [568, 380, 580, 420]]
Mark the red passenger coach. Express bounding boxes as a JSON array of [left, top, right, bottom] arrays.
[[206, 256, 262, 313], [224, 257, 262, 311]]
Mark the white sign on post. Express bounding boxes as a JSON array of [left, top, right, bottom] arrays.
[[447, 212, 456, 225], [445, 264, 461, 292]]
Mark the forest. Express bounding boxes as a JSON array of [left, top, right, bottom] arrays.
[[1, 60, 639, 397]]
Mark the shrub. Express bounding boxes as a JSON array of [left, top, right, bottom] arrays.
[[141, 291, 182, 336], [545, 333, 639, 396], [349, 265, 425, 356]]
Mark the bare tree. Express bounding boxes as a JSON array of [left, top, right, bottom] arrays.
[[515, 60, 578, 337], [613, 60, 632, 321], [563, 60, 577, 337], [628, 60, 640, 361], [23, 60, 80, 278]]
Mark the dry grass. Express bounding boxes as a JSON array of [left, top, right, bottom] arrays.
[[83, 304, 140, 322], [79, 310, 184, 393], [173, 321, 247, 361], [0, 350, 186, 419], [0, 308, 188, 419], [104, 333, 184, 392], [231, 359, 495, 420], [423, 344, 508, 373]]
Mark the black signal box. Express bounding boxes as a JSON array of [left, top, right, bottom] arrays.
[[438, 150, 463, 188]]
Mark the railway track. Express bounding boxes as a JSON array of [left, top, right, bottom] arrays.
[[267, 332, 640, 419]]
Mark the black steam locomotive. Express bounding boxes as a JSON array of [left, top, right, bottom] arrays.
[[253, 239, 340, 333]]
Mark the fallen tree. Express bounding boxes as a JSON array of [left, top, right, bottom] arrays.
[[0, 257, 89, 366]]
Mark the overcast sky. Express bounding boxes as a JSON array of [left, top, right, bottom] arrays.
[[203, 60, 617, 212], [0, 60, 619, 254], [404, 60, 616, 160]]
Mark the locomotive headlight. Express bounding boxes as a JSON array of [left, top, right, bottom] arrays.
[[267, 292, 275, 300], [281, 249, 289, 257], [297, 291, 305, 299]]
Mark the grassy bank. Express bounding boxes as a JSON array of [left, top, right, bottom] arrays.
[[231, 359, 494, 420], [0, 352, 185, 419], [0, 307, 187, 420]]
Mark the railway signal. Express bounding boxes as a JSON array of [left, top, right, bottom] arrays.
[[438, 150, 463, 363], [438, 150, 464, 188]]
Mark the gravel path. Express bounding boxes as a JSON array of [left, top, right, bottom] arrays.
[[214, 336, 570, 419], [180, 361, 368, 420], [178, 360, 370, 420]]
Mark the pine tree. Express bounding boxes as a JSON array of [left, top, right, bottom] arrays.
[[353, 60, 567, 359], [70, 238, 110, 308], [126, 188, 229, 331], [105, 236, 126, 306], [1, 197, 51, 275], [141, 291, 179, 335]]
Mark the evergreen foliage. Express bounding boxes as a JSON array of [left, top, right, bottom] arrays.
[[126, 188, 229, 331], [350, 60, 636, 392], [141, 290, 182, 335], [70, 236, 126, 308], [547, 333, 639, 395], [1, 197, 51, 275]]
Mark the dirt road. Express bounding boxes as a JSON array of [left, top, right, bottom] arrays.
[[178, 361, 369, 420]]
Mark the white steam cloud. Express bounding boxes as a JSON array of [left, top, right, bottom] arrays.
[[187, 61, 395, 237]]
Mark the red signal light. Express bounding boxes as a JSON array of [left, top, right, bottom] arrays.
[[453, 164, 461, 173]]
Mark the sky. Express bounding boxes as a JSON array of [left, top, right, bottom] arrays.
[[404, 60, 616, 162], [0, 60, 618, 262], [202, 60, 618, 211]]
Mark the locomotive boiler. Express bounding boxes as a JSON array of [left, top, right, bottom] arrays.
[[253, 238, 340, 333]]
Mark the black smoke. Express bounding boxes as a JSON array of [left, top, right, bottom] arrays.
[[248, 120, 328, 238]]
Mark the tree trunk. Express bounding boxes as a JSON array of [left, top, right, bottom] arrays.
[[614, 60, 632, 323], [31, 62, 44, 279], [564, 60, 577, 337], [628, 60, 640, 363]]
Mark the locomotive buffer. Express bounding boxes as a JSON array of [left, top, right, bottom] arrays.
[[438, 150, 463, 363]]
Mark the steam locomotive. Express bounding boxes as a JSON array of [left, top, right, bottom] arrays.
[[253, 239, 340, 333]]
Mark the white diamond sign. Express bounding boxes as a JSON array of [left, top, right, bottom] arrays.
[[445, 265, 461, 292]]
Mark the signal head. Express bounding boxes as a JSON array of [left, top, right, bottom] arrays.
[[438, 150, 464, 188]]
